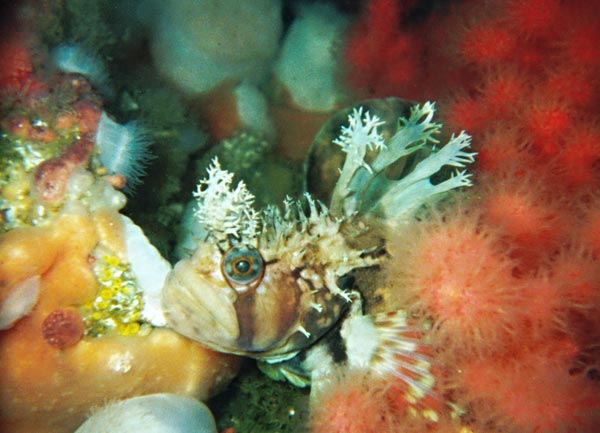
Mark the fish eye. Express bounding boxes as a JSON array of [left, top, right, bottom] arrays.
[[221, 245, 265, 291]]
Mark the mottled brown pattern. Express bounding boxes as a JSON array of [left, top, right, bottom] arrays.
[[234, 261, 302, 353]]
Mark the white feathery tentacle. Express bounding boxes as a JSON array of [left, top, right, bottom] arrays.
[[330, 102, 476, 227]]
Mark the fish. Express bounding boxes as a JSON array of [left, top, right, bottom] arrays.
[[162, 101, 475, 399], [162, 166, 375, 362]]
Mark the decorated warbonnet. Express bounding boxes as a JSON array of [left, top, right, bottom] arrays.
[[162, 101, 475, 409], [161, 157, 369, 361]]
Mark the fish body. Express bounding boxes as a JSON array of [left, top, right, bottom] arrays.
[[162, 102, 475, 388], [162, 192, 374, 362]]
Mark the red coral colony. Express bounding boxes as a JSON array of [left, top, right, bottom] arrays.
[[331, 0, 600, 432]]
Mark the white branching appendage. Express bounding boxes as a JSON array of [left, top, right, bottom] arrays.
[[333, 107, 387, 173], [330, 102, 476, 226], [193, 157, 259, 242]]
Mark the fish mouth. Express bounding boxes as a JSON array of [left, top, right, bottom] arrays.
[[162, 264, 241, 350], [162, 277, 302, 359]]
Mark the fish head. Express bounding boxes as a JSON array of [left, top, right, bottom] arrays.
[[162, 239, 351, 362]]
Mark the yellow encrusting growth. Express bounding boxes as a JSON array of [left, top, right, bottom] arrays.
[[0, 118, 82, 232], [83, 254, 149, 337]]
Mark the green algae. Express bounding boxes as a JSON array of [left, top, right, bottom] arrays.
[[210, 363, 310, 433]]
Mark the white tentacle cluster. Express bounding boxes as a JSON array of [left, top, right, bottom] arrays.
[[330, 102, 476, 227], [193, 157, 259, 242]]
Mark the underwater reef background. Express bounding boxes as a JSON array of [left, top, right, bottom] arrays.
[[1, 0, 600, 432]]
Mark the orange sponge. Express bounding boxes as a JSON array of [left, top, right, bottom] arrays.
[[0, 211, 240, 433]]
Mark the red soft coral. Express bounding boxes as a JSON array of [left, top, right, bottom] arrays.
[[386, 206, 525, 359], [478, 172, 565, 271], [544, 67, 598, 108], [459, 20, 517, 65], [559, 22, 600, 70], [309, 372, 394, 433], [479, 66, 527, 117], [548, 247, 600, 317], [473, 124, 530, 175], [518, 275, 564, 336], [524, 101, 572, 145], [554, 125, 600, 189], [574, 205, 600, 254], [440, 92, 489, 134], [454, 341, 600, 433], [517, 93, 573, 160], [505, 0, 562, 36], [343, 0, 425, 99], [310, 370, 453, 433]]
